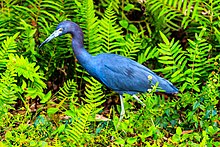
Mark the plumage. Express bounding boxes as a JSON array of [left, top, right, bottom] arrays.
[[84, 53, 178, 95], [39, 21, 178, 122]]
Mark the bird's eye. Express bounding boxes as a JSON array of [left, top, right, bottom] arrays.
[[59, 28, 63, 32]]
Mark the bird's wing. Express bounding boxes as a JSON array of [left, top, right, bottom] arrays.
[[98, 55, 156, 94], [93, 54, 178, 94]]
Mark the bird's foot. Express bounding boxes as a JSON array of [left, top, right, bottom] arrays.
[[132, 95, 146, 107]]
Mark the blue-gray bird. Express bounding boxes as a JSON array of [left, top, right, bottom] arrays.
[[39, 21, 178, 121]]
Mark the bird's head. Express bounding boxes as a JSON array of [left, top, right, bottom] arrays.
[[39, 21, 73, 48]]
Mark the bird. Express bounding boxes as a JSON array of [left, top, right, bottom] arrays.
[[39, 21, 178, 121]]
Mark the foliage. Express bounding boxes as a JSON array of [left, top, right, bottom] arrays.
[[0, 0, 219, 146]]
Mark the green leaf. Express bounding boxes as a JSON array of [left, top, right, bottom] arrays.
[[193, 84, 200, 92], [58, 124, 66, 133], [193, 133, 201, 142], [128, 24, 138, 33], [158, 56, 174, 60], [115, 137, 125, 145], [74, 0, 82, 7], [26, 88, 38, 99], [176, 127, 182, 136], [5, 131, 13, 140], [171, 70, 181, 78], [47, 108, 59, 115], [21, 80, 27, 90], [127, 137, 137, 145], [40, 91, 52, 103], [0, 142, 6, 147], [119, 20, 128, 28], [172, 134, 180, 143], [186, 78, 193, 83], [159, 31, 170, 45], [180, 82, 188, 92], [193, 101, 200, 110], [163, 60, 175, 64], [124, 4, 134, 11]]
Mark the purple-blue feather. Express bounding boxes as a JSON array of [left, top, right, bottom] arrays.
[[56, 21, 178, 95]]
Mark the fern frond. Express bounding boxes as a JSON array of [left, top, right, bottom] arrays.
[[0, 66, 17, 107], [83, 77, 105, 104], [99, 0, 120, 14], [122, 33, 142, 60], [55, 79, 78, 101], [9, 54, 46, 90], [156, 30, 214, 92], [99, 4, 124, 53], [0, 34, 20, 111], [138, 46, 159, 64], [64, 0, 79, 19], [0, 33, 19, 71], [146, 0, 203, 30], [64, 103, 93, 144], [74, 0, 101, 55], [62, 77, 105, 144], [155, 31, 187, 84], [14, 1, 63, 22], [3, 0, 71, 80], [17, 19, 37, 61], [183, 30, 212, 92]]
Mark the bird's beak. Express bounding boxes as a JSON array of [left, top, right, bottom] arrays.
[[39, 29, 62, 48]]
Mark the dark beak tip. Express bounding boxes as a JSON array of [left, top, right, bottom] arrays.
[[39, 42, 46, 48], [39, 29, 60, 48]]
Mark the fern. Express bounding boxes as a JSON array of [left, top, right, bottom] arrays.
[[0, 33, 19, 71], [12, 0, 71, 79], [122, 33, 142, 60], [64, 0, 79, 19], [0, 53, 46, 114], [17, 19, 38, 61], [156, 30, 215, 92], [0, 34, 19, 112], [65, 101, 100, 144], [55, 79, 78, 102], [74, 0, 101, 55], [13, 0, 64, 22], [145, 0, 220, 35], [138, 46, 159, 64], [155, 31, 187, 84], [99, 0, 120, 14], [0, 32, 46, 117], [60, 77, 105, 144], [12, 55, 46, 90], [83, 77, 105, 114], [64, 78, 105, 144], [64, 99, 105, 144], [99, 4, 124, 53], [183, 30, 212, 92], [0, 64, 17, 107], [146, 0, 202, 30], [0, 1, 19, 42], [64, 103, 93, 144]]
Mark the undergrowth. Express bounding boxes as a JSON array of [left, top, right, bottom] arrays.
[[0, 0, 219, 146]]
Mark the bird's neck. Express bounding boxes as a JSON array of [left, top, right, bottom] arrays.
[[70, 28, 93, 68]]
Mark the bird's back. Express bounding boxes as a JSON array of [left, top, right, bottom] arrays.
[[85, 53, 178, 95]]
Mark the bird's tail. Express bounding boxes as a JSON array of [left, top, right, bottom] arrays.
[[157, 77, 178, 94]]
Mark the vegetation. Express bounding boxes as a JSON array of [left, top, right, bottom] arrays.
[[0, 0, 219, 146]]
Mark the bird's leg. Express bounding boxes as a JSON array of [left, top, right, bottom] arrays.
[[114, 96, 125, 140], [119, 95, 125, 122], [132, 95, 146, 107]]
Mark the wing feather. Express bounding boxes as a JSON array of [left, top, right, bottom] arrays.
[[97, 55, 156, 94], [92, 53, 178, 94]]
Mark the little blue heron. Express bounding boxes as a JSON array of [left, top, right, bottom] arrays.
[[39, 21, 178, 121]]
